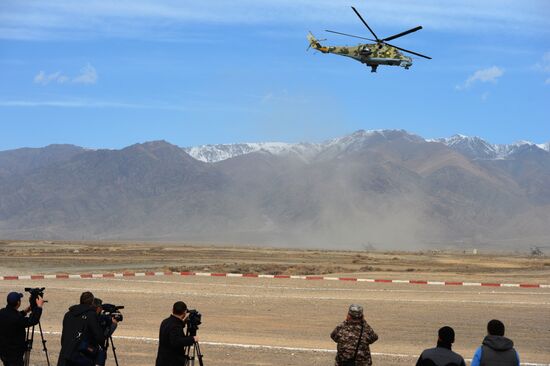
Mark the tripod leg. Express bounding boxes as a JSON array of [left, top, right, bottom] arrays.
[[109, 336, 120, 366], [194, 342, 204, 366], [183, 344, 195, 366], [23, 325, 35, 366], [38, 321, 51, 366]]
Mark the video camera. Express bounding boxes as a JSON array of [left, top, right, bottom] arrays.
[[187, 309, 202, 333], [86, 302, 124, 366], [100, 303, 124, 325], [183, 309, 204, 365], [24, 287, 46, 309]]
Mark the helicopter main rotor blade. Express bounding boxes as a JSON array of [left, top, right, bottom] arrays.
[[382, 26, 423, 42], [383, 41, 432, 59], [325, 30, 376, 42], [351, 6, 379, 41]]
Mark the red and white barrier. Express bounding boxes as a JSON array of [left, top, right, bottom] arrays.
[[0, 271, 548, 288]]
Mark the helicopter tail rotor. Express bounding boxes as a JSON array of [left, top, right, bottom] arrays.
[[306, 32, 328, 53]]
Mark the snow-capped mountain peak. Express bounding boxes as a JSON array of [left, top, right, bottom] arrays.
[[184, 142, 321, 163], [433, 134, 497, 159], [184, 130, 549, 163], [434, 135, 550, 160]]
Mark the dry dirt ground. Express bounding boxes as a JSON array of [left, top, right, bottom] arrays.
[[0, 241, 549, 366]]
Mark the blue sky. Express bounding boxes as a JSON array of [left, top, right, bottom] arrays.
[[1, 0, 549, 151]]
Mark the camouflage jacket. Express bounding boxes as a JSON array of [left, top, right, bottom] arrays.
[[331, 319, 378, 366]]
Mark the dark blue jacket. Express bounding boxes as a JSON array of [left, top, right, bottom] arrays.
[[0, 306, 42, 361]]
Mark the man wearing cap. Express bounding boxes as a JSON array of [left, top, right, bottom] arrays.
[[470, 319, 520, 366], [0, 291, 44, 366], [416, 326, 466, 366], [331, 304, 378, 366]]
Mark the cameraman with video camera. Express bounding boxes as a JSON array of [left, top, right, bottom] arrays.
[[155, 301, 199, 366], [86, 298, 120, 366], [0, 290, 44, 366], [92, 298, 118, 341], [57, 291, 107, 366]]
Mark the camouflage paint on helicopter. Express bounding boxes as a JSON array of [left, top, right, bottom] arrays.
[[307, 32, 412, 72], [307, 6, 430, 73]]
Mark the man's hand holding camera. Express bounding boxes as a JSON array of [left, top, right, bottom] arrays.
[[35, 295, 45, 308], [22, 295, 44, 314]]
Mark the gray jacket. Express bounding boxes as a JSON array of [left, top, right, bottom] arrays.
[[471, 335, 520, 366]]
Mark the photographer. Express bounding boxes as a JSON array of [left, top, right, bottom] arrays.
[[84, 298, 119, 366], [155, 301, 198, 366], [57, 292, 106, 366], [92, 298, 118, 340], [0, 291, 44, 366]]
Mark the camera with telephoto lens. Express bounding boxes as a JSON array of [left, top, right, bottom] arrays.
[[24, 287, 46, 309], [99, 303, 124, 326], [187, 309, 202, 331]]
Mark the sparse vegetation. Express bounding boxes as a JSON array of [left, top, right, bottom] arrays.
[[0, 241, 548, 283]]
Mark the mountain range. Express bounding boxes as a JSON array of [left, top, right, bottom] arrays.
[[1, 130, 549, 250], [184, 131, 550, 163]]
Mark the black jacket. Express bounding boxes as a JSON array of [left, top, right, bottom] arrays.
[[0, 306, 42, 361], [155, 315, 195, 366], [56, 304, 106, 366], [416, 343, 466, 366]]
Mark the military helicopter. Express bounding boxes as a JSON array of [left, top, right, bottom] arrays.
[[307, 6, 431, 72]]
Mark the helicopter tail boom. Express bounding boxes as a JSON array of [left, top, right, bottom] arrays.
[[307, 32, 328, 53]]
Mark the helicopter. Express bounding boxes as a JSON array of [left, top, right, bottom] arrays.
[[307, 6, 431, 72]]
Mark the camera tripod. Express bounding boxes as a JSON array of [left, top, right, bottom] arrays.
[[23, 320, 51, 366], [183, 328, 204, 366], [105, 335, 120, 366]]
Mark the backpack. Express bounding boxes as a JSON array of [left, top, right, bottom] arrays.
[[69, 313, 95, 360]]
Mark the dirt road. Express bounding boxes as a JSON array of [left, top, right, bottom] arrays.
[[1, 275, 549, 366], [0, 241, 549, 365]]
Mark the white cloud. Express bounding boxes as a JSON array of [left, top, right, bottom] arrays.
[[258, 89, 301, 104], [456, 66, 504, 90], [34, 63, 98, 85], [534, 52, 550, 85], [0, 99, 185, 110], [73, 63, 97, 84], [535, 51, 550, 72], [34, 70, 70, 85]]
